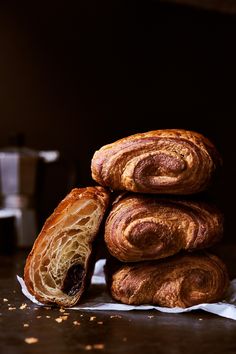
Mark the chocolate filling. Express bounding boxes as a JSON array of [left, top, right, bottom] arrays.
[[62, 264, 85, 296]]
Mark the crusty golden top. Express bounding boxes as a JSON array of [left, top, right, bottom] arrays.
[[91, 129, 221, 195]]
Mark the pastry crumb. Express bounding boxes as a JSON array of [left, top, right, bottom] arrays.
[[55, 315, 68, 323], [3, 298, 8, 302], [85, 344, 104, 350], [8, 307, 16, 311], [23, 324, 29, 327], [89, 316, 96, 321], [93, 344, 104, 350], [60, 315, 68, 320], [46, 315, 51, 319], [148, 315, 154, 319], [55, 318, 63, 323], [97, 321, 103, 325], [24, 337, 38, 344], [123, 337, 127, 342], [110, 315, 122, 319], [85, 345, 92, 350], [199, 318, 203, 321], [36, 316, 42, 319], [73, 321, 80, 325], [59, 308, 65, 313], [19, 303, 27, 310]]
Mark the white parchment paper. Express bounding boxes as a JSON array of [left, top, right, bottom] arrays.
[[17, 259, 236, 320]]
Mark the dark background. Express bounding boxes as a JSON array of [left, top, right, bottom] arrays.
[[0, 1, 235, 243]]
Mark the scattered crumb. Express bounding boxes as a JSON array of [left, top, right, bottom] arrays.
[[90, 316, 96, 321], [36, 316, 42, 319], [85, 344, 104, 350], [33, 308, 39, 311], [123, 337, 127, 342], [19, 303, 27, 310], [80, 314, 83, 317], [59, 308, 65, 313], [63, 312, 70, 316], [97, 321, 103, 325], [60, 315, 68, 321], [13, 290, 16, 293], [73, 321, 80, 326], [23, 324, 29, 327], [199, 318, 203, 321], [85, 345, 92, 350], [8, 307, 16, 311], [7, 304, 11, 307], [148, 315, 154, 319], [55, 318, 63, 323], [44, 307, 51, 310], [55, 315, 68, 323], [110, 315, 122, 319], [24, 337, 38, 344], [46, 316, 51, 319], [93, 344, 104, 350], [3, 298, 8, 302]]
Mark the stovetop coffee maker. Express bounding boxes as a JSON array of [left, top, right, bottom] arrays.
[[0, 134, 59, 248]]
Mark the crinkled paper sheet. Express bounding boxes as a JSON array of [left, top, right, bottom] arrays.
[[17, 259, 236, 320]]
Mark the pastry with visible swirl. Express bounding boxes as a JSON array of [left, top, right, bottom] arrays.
[[24, 186, 110, 307], [106, 253, 229, 307], [105, 194, 223, 262], [91, 129, 221, 194]]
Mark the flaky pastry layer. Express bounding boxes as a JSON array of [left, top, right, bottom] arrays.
[[106, 253, 229, 307], [105, 194, 223, 262]]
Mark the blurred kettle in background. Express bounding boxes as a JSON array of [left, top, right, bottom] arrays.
[[0, 133, 59, 249]]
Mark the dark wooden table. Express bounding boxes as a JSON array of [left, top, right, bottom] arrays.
[[1, 248, 236, 354]]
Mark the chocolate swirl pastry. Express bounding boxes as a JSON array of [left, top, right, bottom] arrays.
[[91, 129, 221, 194], [24, 187, 110, 307], [106, 253, 229, 307], [105, 194, 223, 262]]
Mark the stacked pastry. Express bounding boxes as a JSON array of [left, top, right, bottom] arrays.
[[92, 129, 229, 308], [24, 129, 229, 308]]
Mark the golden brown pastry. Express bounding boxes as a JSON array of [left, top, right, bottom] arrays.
[[24, 186, 110, 307], [105, 194, 223, 262], [91, 129, 221, 194], [106, 253, 229, 307]]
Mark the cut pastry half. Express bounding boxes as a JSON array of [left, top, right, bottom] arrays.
[[24, 186, 110, 307]]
